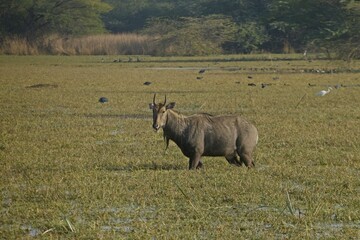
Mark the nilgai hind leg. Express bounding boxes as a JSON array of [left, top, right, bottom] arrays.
[[238, 150, 255, 167], [237, 137, 257, 168], [225, 152, 242, 166]]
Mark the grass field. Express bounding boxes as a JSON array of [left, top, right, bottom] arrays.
[[1, 54, 360, 239]]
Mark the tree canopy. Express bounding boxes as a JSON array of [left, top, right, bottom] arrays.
[[0, 0, 111, 40]]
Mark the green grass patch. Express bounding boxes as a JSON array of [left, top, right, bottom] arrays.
[[1, 55, 360, 239]]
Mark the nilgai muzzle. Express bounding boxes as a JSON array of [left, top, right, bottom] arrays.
[[149, 94, 258, 170]]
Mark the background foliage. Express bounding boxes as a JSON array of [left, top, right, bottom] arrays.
[[0, 0, 111, 40], [142, 15, 237, 55], [0, 0, 359, 57]]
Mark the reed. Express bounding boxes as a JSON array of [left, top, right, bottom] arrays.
[[0, 36, 39, 55], [0, 34, 155, 55]]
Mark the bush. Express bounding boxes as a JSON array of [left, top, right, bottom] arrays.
[[222, 22, 270, 54], [143, 15, 237, 56]]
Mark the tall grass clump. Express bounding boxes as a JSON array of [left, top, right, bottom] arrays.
[[0, 34, 156, 55], [45, 34, 156, 55], [0, 36, 40, 55]]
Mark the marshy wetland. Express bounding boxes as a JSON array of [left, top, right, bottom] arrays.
[[1, 55, 360, 239]]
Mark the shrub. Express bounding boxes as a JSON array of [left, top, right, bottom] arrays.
[[143, 15, 237, 56]]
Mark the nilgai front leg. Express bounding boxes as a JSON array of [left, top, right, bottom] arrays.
[[189, 154, 203, 170]]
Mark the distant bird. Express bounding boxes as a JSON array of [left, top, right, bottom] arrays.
[[247, 76, 253, 79], [261, 83, 269, 88], [99, 97, 108, 103], [143, 81, 152, 85], [303, 50, 307, 57], [308, 83, 316, 87], [196, 76, 203, 80], [316, 87, 332, 96], [334, 84, 341, 89], [248, 83, 256, 87], [198, 69, 206, 74]]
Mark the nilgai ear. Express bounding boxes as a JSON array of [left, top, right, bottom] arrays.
[[166, 102, 176, 109], [149, 103, 155, 109]]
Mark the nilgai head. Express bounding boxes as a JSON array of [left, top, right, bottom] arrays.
[[149, 94, 175, 131]]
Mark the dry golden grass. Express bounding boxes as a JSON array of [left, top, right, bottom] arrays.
[[0, 34, 155, 55], [45, 34, 155, 55], [0, 55, 360, 239], [0, 37, 40, 55]]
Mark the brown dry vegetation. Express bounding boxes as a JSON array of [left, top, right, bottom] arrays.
[[0, 34, 155, 55], [0, 55, 360, 239]]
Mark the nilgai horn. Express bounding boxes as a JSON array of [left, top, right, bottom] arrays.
[[149, 94, 258, 170]]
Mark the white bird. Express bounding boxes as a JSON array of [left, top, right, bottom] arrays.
[[316, 87, 332, 96]]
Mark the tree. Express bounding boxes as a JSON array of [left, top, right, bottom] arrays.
[[0, 0, 111, 40], [103, 0, 172, 33], [319, 0, 360, 60], [142, 15, 237, 55], [264, 0, 349, 53], [222, 22, 270, 54]]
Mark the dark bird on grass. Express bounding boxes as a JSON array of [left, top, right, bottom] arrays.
[[247, 76, 253, 79], [113, 59, 118, 63], [261, 83, 269, 88], [248, 83, 256, 87], [196, 77, 203, 80], [143, 81, 152, 85], [308, 83, 316, 87], [99, 97, 109, 103], [198, 69, 206, 74]]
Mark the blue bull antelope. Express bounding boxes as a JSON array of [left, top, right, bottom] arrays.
[[149, 94, 258, 170]]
